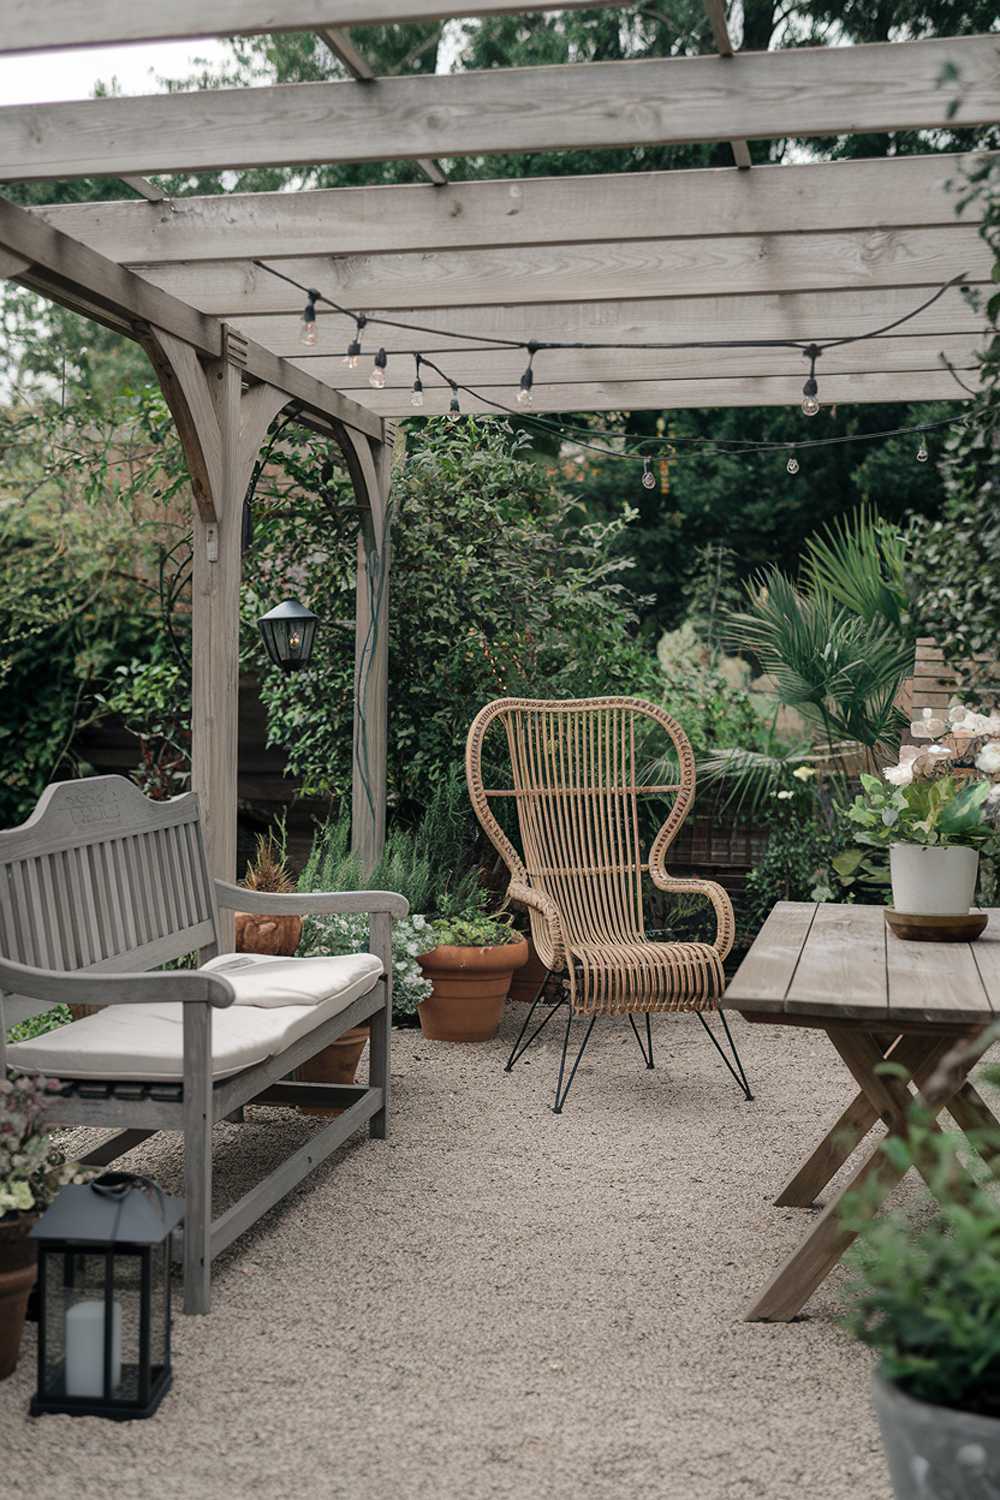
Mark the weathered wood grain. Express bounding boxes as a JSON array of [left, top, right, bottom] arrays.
[[0, 38, 994, 179], [724, 901, 816, 1012], [785, 904, 888, 1022], [36, 155, 988, 264], [0, 0, 612, 54], [131, 224, 987, 315]]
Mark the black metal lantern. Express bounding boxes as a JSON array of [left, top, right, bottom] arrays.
[[30, 1173, 183, 1420], [258, 598, 318, 672]]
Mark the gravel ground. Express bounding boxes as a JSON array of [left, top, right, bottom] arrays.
[[0, 1006, 903, 1500]]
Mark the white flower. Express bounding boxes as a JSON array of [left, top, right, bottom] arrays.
[[948, 703, 969, 725], [911, 715, 946, 740], [775, 789, 794, 800], [792, 765, 816, 781], [976, 741, 1000, 775], [411, 914, 427, 929], [883, 763, 914, 787], [988, 784, 1000, 805], [899, 746, 920, 765]]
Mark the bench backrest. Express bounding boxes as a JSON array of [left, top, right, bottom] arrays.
[[0, 777, 219, 975]]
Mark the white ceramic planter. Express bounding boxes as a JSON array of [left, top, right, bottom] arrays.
[[889, 843, 979, 917]]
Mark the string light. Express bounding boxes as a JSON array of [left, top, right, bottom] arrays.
[[448, 384, 461, 420], [369, 348, 388, 389], [410, 354, 424, 409], [801, 344, 821, 417], [641, 457, 656, 490], [343, 315, 366, 368], [300, 289, 320, 348], [916, 437, 929, 462], [786, 452, 800, 475], [517, 346, 536, 406]]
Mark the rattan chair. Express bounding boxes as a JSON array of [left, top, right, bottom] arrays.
[[466, 696, 752, 1112]]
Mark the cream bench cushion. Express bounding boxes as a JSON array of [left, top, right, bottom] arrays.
[[7, 953, 383, 1082], [202, 951, 382, 1008]]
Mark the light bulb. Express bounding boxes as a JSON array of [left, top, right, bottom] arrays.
[[343, 339, 361, 369], [288, 631, 302, 650], [916, 441, 929, 463], [410, 380, 424, 409], [801, 395, 820, 417], [641, 459, 656, 490], [369, 348, 388, 390], [516, 385, 533, 406], [300, 292, 320, 348], [787, 456, 799, 475], [448, 391, 461, 421]]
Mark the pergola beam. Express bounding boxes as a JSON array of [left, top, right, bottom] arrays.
[[130, 224, 986, 316], [301, 333, 984, 391], [0, 1, 613, 55], [0, 194, 382, 441], [355, 370, 972, 415], [230, 284, 985, 358], [702, 1, 751, 169], [1, 38, 994, 180], [316, 26, 447, 187], [34, 155, 988, 264]]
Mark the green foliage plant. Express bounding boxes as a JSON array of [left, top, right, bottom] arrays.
[[846, 772, 993, 851]]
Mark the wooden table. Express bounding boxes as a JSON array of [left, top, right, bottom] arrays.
[[723, 901, 1000, 1322]]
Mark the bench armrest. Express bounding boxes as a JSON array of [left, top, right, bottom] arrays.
[[0, 956, 236, 1009], [213, 881, 409, 919]]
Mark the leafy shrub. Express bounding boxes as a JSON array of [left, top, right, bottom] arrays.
[[5, 1005, 73, 1044], [298, 911, 433, 1019], [844, 1038, 1000, 1418]]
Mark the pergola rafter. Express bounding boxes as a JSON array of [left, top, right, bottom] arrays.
[[1, 37, 995, 181], [0, 12, 993, 878]]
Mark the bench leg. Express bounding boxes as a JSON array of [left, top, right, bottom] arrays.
[[369, 917, 392, 1140], [183, 1005, 213, 1315]]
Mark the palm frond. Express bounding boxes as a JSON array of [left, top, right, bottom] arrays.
[[802, 505, 912, 632]]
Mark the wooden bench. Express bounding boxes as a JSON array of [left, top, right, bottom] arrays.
[[0, 776, 406, 1314]]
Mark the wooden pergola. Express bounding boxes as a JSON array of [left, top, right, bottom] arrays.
[[0, 5, 995, 897]]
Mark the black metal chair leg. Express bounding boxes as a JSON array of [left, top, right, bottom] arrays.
[[696, 1009, 754, 1101], [628, 1012, 654, 1069], [553, 1013, 598, 1114], [504, 973, 560, 1073]]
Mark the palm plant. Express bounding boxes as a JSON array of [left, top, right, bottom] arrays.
[[708, 509, 917, 810]]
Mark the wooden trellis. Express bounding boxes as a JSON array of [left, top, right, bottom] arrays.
[[0, 3, 994, 879]]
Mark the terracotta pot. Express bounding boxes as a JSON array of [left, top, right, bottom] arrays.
[[0, 1215, 38, 1381], [234, 911, 302, 957], [507, 936, 549, 1004], [295, 1026, 369, 1116], [417, 937, 529, 1042]]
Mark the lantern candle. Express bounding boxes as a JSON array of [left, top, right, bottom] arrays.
[[65, 1299, 122, 1398]]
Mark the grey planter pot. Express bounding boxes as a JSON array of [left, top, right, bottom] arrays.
[[874, 1373, 1000, 1499]]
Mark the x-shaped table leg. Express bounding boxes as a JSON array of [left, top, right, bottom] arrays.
[[746, 1026, 997, 1323]]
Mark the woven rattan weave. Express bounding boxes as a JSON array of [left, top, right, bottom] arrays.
[[466, 696, 736, 1018]]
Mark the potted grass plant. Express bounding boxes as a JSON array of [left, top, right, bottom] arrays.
[[235, 826, 302, 956], [1, 1075, 83, 1379], [416, 897, 528, 1043], [843, 1033, 1000, 1498]]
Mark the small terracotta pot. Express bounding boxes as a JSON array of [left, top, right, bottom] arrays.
[[507, 936, 549, 1004], [417, 937, 529, 1042], [234, 911, 303, 957], [295, 1026, 369, 1116], [0, 1215, 38, 1381]]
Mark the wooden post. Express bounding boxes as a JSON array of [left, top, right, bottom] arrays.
[[337, 423, 403, 877], [143, 325, 290, 929]]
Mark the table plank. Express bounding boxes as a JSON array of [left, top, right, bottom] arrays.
[[723, 901, 816, 1013], [887, 918, 992, 1026], [785, 903, 888, 1021], [971, 910, 1000, 1015]]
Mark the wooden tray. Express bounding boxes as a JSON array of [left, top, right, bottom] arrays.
[[885, 909, 989, 943]]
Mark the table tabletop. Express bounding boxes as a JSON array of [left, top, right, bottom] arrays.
[[723, 901, 1000, 1029]]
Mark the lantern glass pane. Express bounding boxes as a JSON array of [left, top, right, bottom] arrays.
[[150, 1241, 170, 1379], [112, 1249, 145, 1404], [42, 1250, 131, 1402]]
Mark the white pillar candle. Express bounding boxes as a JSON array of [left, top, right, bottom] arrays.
[[64, 1299, 122, 1399]]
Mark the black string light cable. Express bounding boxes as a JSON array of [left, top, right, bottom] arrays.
[[254, 257, 968, 422]]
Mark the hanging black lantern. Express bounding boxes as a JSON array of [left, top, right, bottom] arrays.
[[30, 1173, 183, 1420], [257, 598, 318, 672]]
